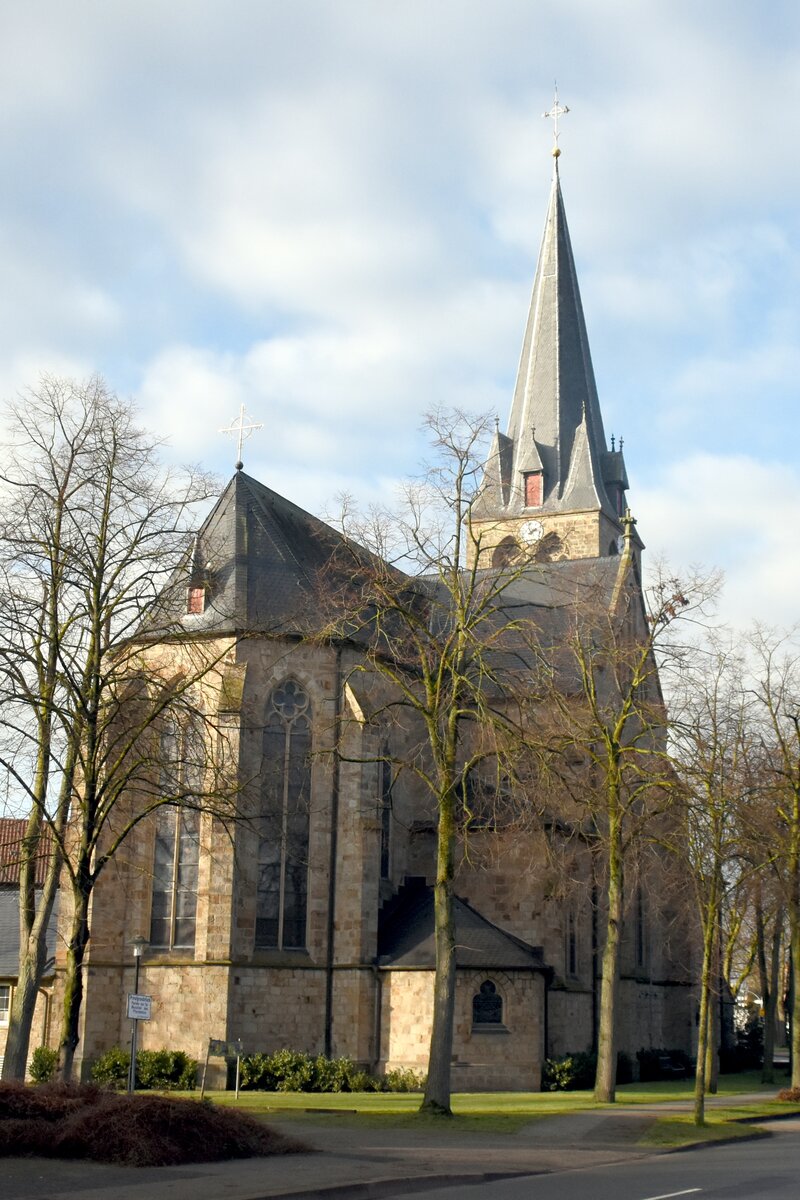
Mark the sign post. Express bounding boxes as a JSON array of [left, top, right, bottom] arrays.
[[200, 1038, 244, 1099], [126, 936, 150, 1093]]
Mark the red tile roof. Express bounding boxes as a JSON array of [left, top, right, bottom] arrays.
[[0, 819, 53, 887]]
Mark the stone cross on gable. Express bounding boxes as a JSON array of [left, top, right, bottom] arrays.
[[543, 85, 569, 156], [219, 404, 263, 471]]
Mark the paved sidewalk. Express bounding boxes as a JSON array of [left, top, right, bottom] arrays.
[[0, 1094, 779, 1200]]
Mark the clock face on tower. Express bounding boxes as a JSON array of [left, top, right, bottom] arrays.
[[520, 519, 544, 544]]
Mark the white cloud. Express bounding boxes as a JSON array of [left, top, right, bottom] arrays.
[[638, 452, 800, 629]]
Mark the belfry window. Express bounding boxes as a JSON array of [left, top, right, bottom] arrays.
[[149, 722, 201, 951], [255, 680, 312, 950], [524, 471, 543, 507], [472, 979, 503, 1025]]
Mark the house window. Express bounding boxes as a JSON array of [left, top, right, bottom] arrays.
[[379, 746, 392, 880], [0, 985, 10, 1024], [255, 680, 311, 950], [566, 907, 579, 977], [472, 979, 503, 1025], [524, 471, 543, 507], [149, 722, 201, 950]]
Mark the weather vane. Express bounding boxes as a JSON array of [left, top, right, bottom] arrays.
[[542, 83, 569, 157], [219, 404, 263, 471]]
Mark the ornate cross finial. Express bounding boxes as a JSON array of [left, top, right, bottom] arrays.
[[219, 404, 263, 471], [542, 84, 569, 158]]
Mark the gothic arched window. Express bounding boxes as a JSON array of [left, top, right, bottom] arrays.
[[149, 720, 201, 950], [255, 680, 312, 950], [379, 743, 392, 881], [472, 979, 503, 1025]]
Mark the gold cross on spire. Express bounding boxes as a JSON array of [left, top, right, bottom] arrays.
[[219, 404, 263, 471], [543, 84, 569, 158]]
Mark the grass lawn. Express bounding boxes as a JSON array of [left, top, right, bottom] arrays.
[[199, 1070, 800, 1141]]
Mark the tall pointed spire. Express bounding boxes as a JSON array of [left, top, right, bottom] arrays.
[[505, 162, 614, 516], [472, 111, 633, 566]]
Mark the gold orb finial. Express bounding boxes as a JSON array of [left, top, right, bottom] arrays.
[[552, 146, 561, 158]]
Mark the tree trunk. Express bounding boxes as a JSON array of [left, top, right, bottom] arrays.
[[594, 808, 622, 1103], [790, 916, 800, 1089], [57, 887, 91, 1082], [762, 913, 782, 1084], [1, 943, 45, 1081], [421, 790, 456, 1116], [693, 890, 717, 1126]]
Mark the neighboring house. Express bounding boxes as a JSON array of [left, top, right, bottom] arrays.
[[52, 160, 696, 1088], [0, 819, 58, 1075]]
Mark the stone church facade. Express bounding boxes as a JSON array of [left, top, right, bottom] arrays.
[[53, 162, 695, 1089]]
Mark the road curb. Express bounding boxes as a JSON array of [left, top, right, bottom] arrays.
[[247, 1169, 547, 1200]]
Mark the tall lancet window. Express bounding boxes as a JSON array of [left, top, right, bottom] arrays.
[[379, 744, 392, 881], [255, 680, 311, 950], [149, 721, 201, 951]]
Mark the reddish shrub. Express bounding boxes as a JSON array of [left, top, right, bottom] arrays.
[[777, 1086, 800, 1102], [0, 1083, 307, 1167]]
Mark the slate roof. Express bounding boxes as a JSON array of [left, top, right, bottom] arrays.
[[145, 471, 386, 638], [0, 820, 59, 979], [474, 163, 627, 522], [0, 889, 59, 978], [377, 880, 550, 973]]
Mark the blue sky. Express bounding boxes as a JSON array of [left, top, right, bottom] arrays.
[[1, 1, 798, 626]]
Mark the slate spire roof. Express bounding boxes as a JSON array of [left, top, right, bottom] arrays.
[[475, 161, 627, 521]]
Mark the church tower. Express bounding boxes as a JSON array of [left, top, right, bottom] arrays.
[[471, 153, 635, 569]]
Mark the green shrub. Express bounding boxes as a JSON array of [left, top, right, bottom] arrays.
[[269, 1049, 317, 1093], [238, 1050, 425, 1093], [239, 1053, 278, 1092], [90, 1047, 197, 1091], [542, 1051, 596, 1091], [136, 1049, 197, 1091], [91, 1047, 130, 1090], [28, 1046, 59, 1084], [382, 1066, 425, 1092]]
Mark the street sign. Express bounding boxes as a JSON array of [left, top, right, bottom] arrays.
[[126, 993, 152, 1021], [208, 1038, 243, 1058]]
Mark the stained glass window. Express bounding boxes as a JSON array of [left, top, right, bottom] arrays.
[[255, 681, 311, 950]]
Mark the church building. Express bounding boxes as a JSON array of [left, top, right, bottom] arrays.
[[54, 156, 695, 1090]]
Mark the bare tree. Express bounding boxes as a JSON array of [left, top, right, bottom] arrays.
[[0, 376, 233, 1080], [747, 627, 800, 1088], [668, 636, 755, 1124], [319, 408, 540, 1115], [530, 537, 716, 1102]]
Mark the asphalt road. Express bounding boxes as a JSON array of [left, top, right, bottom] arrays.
[[397, 1117, 800, 1200]]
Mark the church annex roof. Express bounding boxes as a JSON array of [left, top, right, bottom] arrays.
[[474, 163, 625, 522], [377, 880, 549, 973], [148, 471, 384, 637]]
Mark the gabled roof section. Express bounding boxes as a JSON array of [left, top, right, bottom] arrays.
[[476, 164, 624, 522], [377, 881, 549, 972], [149, 471, 383, 637]]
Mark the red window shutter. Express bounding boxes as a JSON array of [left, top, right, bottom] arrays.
[[187, 586, 205, 614], [524, 472, 543, 507]]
